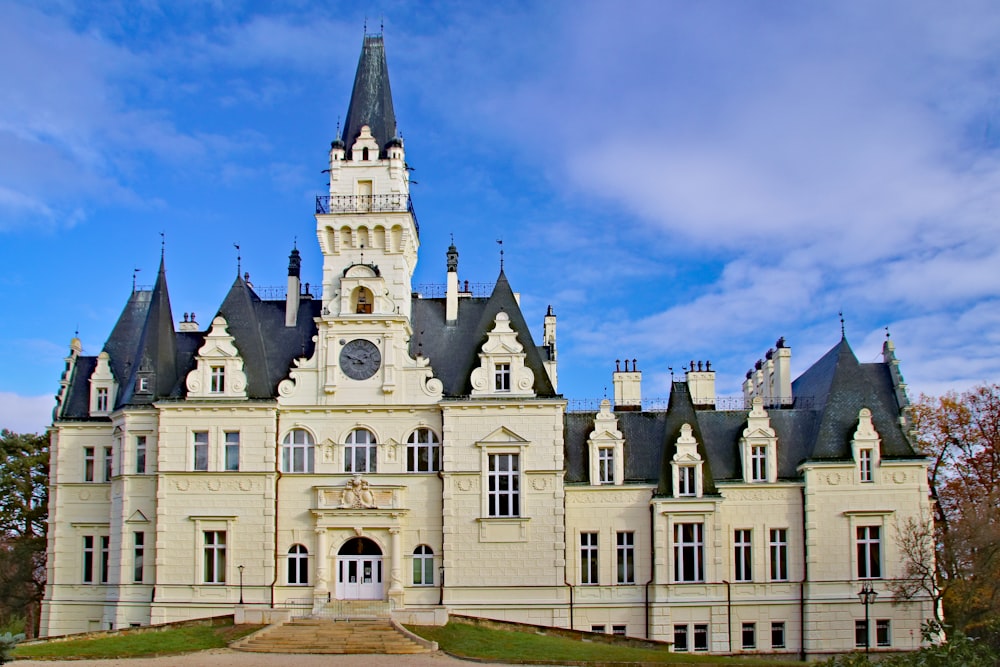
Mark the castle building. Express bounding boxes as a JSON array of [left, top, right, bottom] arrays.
[[41, 34, 935, 657]]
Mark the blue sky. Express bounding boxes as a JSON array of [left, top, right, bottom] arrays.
[[2, 1, 999, 434]]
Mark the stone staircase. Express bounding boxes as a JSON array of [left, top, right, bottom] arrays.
[[233, 617, 435, 654]]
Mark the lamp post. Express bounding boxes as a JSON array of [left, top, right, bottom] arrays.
[[238, 565, 245, 605], [857, 581, 878, 653]]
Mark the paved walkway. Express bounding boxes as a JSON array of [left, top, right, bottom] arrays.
[[14, 648, 517, 666]]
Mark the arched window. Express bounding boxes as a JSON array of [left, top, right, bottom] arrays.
[[406, 428, 440, 472], [344, 429, 377, 473], [413, 545, 434, 586], [282, 429, 314, 473], [355, 286, 373, 314], [288, 544, 308, 585]]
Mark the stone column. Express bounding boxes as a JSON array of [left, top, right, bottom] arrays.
[[315, 528, 329, 592], [388, 527, 404, 606]]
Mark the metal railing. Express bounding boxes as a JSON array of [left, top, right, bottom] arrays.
[[413, 282, 497, 298], [315, 195, 420, 236], [565, 396, 814, 413]]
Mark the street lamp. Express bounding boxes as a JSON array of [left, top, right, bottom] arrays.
[[857, 581, 878, 653], [237, 565, 245, 605]]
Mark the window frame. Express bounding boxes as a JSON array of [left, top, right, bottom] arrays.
[[99, 535, 110, 584], [224, 431, 240, 472], [741, 622, 756, 650], [771, 621, 785, 649], [673, 522, 705, 583], [616, 531, 635, 585], [677, 465, 696, 496], [210, 365, 225, 393], [84, 446, 95, 482], [135, 436, 147, 475], [597, 447, 614, 485], [287, 544, 309, 585], [693, 624, 709, 652], [494, 363, 511, 392], [734, 529, 752, 582], [769, 528, 789, 581], [673, 624, 688, 652], [859, 448, 873, 483], [133, 531, 144, 584], [281, 429, 315, 473], [876, 619, 891, 647], [487, 453, 520, 517], [83, 535, 95, 583], [203, 530, 226, 584], [103, 446, 113, 482], [856, 525, 882, 579], [855, 619, 868, 648], [750, 445, 767, 482], [193, 431, 209, 471], [412, 544, 434, 586], [96, 387, 109, 412], [344, 428, 377, 473], [580, 532, 599, 585], [406, 428, 441, 473]]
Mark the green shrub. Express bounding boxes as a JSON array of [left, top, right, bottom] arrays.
[[0, 631, 26, 665]]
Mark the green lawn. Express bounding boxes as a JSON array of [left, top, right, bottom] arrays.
[[11, 620, 263, 660], [407, 621, 800, 665]]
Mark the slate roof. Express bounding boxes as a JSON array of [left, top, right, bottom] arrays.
[[410, 270, 557, 398], [564, 337, 920, 495], [342, 34, 398, 159]]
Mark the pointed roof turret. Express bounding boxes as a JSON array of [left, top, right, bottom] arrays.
[[342, 34, 397, 159]]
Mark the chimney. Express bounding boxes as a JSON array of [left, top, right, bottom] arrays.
[[773, 337, 792, 406], [179, 312, 199, 332], [543, 305, 557, 391], [685, 360, 716, 406], [613, 358, 642, 411], [446, 242, 459, 322], [286, 247, 301, 327]]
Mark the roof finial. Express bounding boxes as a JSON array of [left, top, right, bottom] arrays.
[[885, 326, 891, 339], [839, 310, 845, 339], [160, 231, 165, 258], [363, 16, 367, 35], [669, 366, 674, 381], [132, 268, 141, 293], [234, 243, 241, 276], [496, 238, 504, 271], [380, 14, 384, 35]]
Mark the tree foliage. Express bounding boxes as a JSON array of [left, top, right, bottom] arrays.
[[0, 430, 48, 638], [911, 384, 1000, 631]]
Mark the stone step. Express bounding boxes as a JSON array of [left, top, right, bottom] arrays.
[[234, 618, 432, 655]]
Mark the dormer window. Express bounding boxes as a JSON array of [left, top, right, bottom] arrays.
[[597, 448, 614, 484], [137, 377, 149, 393], [587, 400, 625, 486], [859, 448, 873, 483], [750, 445, 767, 482], [96, 387, 109, 412], [677, 466, 697, 496], [495, 363, 511, 392], [210, 366, 225, 393]]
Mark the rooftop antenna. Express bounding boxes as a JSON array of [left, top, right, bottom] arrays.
[[496, 238, 504, 271], [839, 310, 845, 338], [234, 243, 241, 276], [132, 268, 141, 292]]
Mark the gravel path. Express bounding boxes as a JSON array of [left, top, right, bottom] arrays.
[[13, 649, 518, 666]]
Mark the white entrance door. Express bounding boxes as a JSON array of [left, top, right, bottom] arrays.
[[336, 556, 383, 600]]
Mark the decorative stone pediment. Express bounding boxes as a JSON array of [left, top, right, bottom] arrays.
[[851, 407, 882, 478], [740, 397, 778, 483], [185, 316, 247, 399], [671, 423, 704, 497], [89, 351, 117, 415], [126, 510, 150, 523], [588, 400, 625, 485], [351, 125, 379, 161], [477, 425, 529, 446], [470, 312, 535, 397]]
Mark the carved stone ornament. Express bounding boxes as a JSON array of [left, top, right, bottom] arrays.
[[339, 475, 377, 509]]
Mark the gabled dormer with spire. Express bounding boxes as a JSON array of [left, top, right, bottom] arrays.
[[317, 33, 417, 322]]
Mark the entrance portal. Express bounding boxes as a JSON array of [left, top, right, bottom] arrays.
[[335, 537, 383, 600]]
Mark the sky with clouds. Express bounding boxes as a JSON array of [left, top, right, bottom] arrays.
[[1, 0, 999, 434]]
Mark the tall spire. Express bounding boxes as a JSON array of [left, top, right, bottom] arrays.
[[342, 34, 397, 159]]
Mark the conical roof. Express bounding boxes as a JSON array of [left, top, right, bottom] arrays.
[[342, 34, 397, 159]]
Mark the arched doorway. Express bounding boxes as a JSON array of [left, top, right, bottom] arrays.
[[335, 537, 383, 600]]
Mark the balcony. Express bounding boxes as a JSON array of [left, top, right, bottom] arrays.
[[315, 194, 419, 235]]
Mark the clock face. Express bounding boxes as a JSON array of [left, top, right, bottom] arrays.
[[339, 339, 381, 380]]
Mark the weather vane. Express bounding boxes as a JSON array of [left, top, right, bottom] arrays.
[[496, 238, 504, 271], [234, 243, 241, 275]]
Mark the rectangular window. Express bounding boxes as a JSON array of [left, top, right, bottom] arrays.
[[100, 535, 110, 584], [734, 529, 752, 582], [133, 531, 144, 584], [693, 624, 708, 651], [103, 446, 113, 482], [855, 620, 868, 648], [494, 363, 511, 391], [488, 453, 519, 517], [857, 526, 882, 578], [224, 432, 240, 471], [83, 535, 95, 583], [769, 528, 788, 581], [84, 446, 95, 482], [750, 445, 767, 482], [859, 449, 873, 483], [742, 622, 756, 650], [677, 466, 696, 496], [771, 621, 785, 649], [673, 625, 688, 651], [616, 531, 635, 584], [598, 447, 614, 484], [590, 625, 605, 634], [96, 387, 109, 411], [137, 376, 149, 393], [210, 366, 225, 393], [581, 532, 599, 585], [193, 431, 209, 471], [612, 625, 626, 636], [674, 523, 704, 582], [876, 619, 891, 647], [203, 531, 226, 584], [136, 436, 147, 474]]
